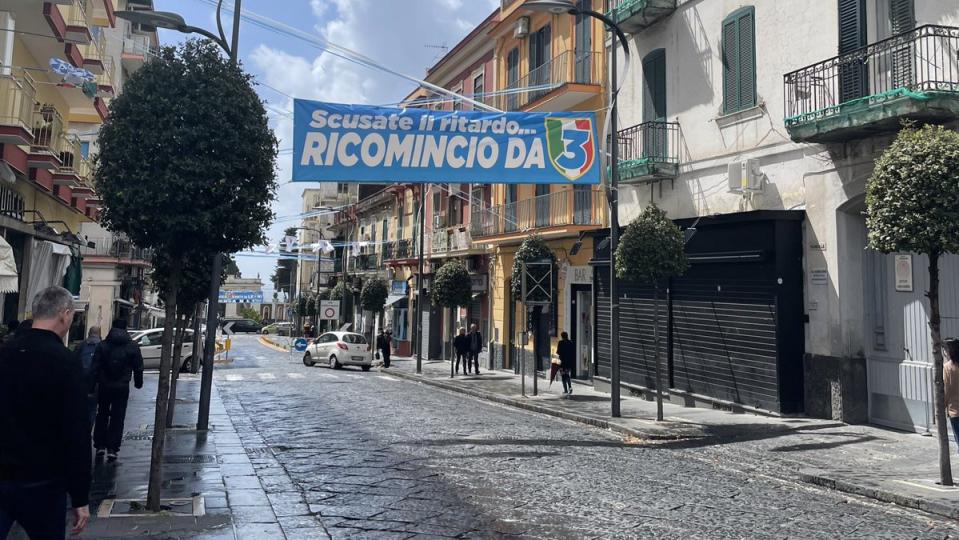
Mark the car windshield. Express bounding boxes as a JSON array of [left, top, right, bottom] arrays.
[[341, 334, 367, 345]]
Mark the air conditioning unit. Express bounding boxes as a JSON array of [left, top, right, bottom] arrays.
[[514, 16, 530, 38], [727, 159, 763, 193]]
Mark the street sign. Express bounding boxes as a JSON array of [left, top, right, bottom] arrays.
[[223, 321, 236, 335], [294, 338, 309, 352], [219, 290, 264, 303], [320, 300, 340, 320]]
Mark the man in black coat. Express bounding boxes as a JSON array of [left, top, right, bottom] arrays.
[[557, 331, 576, 395], [92, 319, 143, 462], [453, 327, 470, 376], [0, 286, 91, 538], [467, 324, 483, 375]]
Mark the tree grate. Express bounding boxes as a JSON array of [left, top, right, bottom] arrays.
[[163, 454, 216, 464]]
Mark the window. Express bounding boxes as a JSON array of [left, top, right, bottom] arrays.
[[721, 6, 756, 114], [342, 333, 367, 344], [452, 85, 463, 111], [472, 73, 484, 106], [397, 198, 405, 240], [535, 184, 550, 227], [337, 182, 349, 195], [506, 48, 520, 109], [80, 141, 90, 159], [528, 24, 552, 100]]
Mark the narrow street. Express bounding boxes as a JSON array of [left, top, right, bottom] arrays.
[[211, 336, 959, 539]]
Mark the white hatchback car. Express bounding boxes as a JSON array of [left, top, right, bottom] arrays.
[[302, 331, 371, 371], [130, 328, 197, 372]]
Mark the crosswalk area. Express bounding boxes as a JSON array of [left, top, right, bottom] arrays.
[[219, 371, 398, 383]]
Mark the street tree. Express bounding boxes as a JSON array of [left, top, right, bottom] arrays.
[[615, 205, 689, 421], [95, 40, 277, 510], [866, 123, 959, 487], [433, 259, 473, 372], [511, 236, 555, 366], [360, 277, 388, 341]]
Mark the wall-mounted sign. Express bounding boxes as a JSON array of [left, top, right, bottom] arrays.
[[470, 274, 488, 292], [219, 290, 264, 303], [810, 269, 828, 285], [391, 280, 409, 296], [567, 265, 593, 285], [895, 254, 913, 292], [293, 100, 600, 185]]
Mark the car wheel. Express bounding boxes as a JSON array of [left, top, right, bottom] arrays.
[[361, 365, 371, 372], [303, 352, 315, 367], [329, 355, 341, 370]]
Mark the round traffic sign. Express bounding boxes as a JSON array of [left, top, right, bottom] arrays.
[[294, 338, 309, 352], [323, 307, 336, 319]]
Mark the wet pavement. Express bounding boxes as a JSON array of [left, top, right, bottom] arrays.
[[206, 335, 959, 539]]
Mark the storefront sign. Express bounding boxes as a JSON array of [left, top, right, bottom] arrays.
[[470, 274, 488, 292], [895, 254, 913, 292], [391, 280, 409, 296], [219, 290, 264, 303], [293, 100, 600, 185], [567, 265, 593, 285], [810, 269, 828, 285]]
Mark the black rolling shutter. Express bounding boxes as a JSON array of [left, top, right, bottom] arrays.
[[838, 0, 867, 103]]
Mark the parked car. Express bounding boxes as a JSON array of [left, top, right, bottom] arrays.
[[260, 322, 293, 336], [130, 328, 197, 372], [302, 331, 371, 371], [220, 318, 262, 334]]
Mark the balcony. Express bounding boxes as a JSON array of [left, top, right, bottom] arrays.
[[431, 227, 473, 255], [383, 238, 418, 262], [44, 0, 92, 45], [122, 34, 155, 71], [606, 0, 676, 33], [53, 134, 85, 186], [471, 188, 606, 240], [784, 25, 959, 143], [29, 105, 64, 170], [496, 50, 603, 111], [615, 121, 680, 183], [96, 57, 116, 96], [0, 71, 37, 145], [79, 31, 105, 74], [81, 235, 152, 265], [349, 253, 382, 272]]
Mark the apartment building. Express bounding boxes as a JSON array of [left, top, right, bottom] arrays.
[[0, 0, 154, 338], [598, 0, 959, 429], [295, 183, 354, 299], [473, 0, 608, 378]]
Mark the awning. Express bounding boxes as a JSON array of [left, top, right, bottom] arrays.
[[384, 294, 406, 307], [114, 298, 134, 307], [0, 236, 18, 294]]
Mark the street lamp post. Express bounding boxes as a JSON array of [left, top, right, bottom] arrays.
[[117, 0, 242, 432], [522, 0, 629, 418]]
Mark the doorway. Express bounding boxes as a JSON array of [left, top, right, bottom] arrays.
[[570, 285, 593, 380]]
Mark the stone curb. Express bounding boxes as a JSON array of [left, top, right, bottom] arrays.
[[386, 370, 697, 441], [258, 335, 289, 353], [799, 469, 959, 520]]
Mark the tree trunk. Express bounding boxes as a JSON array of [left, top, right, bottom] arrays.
[[147, 256, 181, 511], [166, 311, 193, 428], [928, 251, 954, 486], [654, 283, 664, 422]]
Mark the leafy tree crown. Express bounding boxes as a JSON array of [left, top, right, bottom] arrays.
[[511, 236, 555, 300], [615, 205, 689, 284], [330, 281, 346, 301], [866, 124, 959, 256], [360, 277, 389, 312], [95, 40, 278, 257], [432, 259, 472, 308]]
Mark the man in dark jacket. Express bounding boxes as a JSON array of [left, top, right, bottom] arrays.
[[557, 331, 576, 395], [0, 286, 90, 538], [467, 324, 483, 375], [376, 329, 392, 368], [453, 327, 470, 376], [92, 319, 143, 462]]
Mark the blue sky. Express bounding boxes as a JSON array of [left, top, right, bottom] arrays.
[[153, 0, 497, 292]]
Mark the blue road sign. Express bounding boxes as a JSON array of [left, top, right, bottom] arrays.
[[294, 338, 309, 352]]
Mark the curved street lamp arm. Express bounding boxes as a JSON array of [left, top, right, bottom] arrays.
[[215, 0, 229, 55], [579, 9, 629, 59], [181, 25, 232, 57]]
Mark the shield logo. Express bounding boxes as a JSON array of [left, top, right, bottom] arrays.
[[545, 118, 596, 182]]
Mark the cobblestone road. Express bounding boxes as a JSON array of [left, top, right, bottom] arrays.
[[216, 336, 959, 539]]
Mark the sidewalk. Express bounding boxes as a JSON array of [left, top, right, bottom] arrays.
[[383, 355, 959, 520], [76, 373, 276, 539]]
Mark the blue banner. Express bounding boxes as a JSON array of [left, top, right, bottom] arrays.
[[219, 290, 264, 304], [293, 100, 600, 185]]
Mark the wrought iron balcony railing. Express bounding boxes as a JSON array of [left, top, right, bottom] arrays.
[[384, 238, 417, 261], [496, 50, 602, 111], [471, 188, 606, 238], [606, 0, 676, 32], [615, 121, 680, 181], [0, 70, 36, 137], [784, 25, 959, 130], [82, 235, 152, 262]]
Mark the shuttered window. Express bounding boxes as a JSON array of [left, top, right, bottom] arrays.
[[721, 7, 756, 114]]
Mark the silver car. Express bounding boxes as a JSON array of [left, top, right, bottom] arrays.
[[130, 328, 197, 372], [302, 331, 371, 371]]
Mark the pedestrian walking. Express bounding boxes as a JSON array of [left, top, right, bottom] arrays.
[[74, 326, 102, 428], [453, 327, 469, 376], [0, 286, 91, 538], [377, 329, 392, 368], [468, 323, 483, 375], [943, 339, 959, 454], [557, 331, 575, 395], [92, 319, 143, 462]]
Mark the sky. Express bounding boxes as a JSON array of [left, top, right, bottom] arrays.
[[153, 0, 498, 295]]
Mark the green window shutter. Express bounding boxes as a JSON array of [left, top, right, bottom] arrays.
[[838, 0, 867, 102], [642, 49, 667, 123], [722, 17, 739, 113], [737, 10, 756, 109], [889, 0, 915, 34]]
